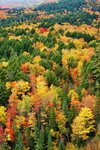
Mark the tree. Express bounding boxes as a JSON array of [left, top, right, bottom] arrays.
[[79, 94, 96, 112], [62, 98, 68, 116], [95, 21, 100, 34], [67, 42, 76, 49], [14, 28, 26, 36], [0, 106, 6, 124], [34, 121, 40, 150], [49, 108, 57, 130], [30, 28, 35, 34], [94, 93, 100, 123], [47, 134, 53, 150], [39, 129, 46, 150], [44, 70, 59, 87], [13, 131, 24, 150], [68, 57, 78, 69], [92, 45, 100, 91], [71, 107, 95, 141], [50, 52, 62, 65], [58, 29, 64, 35], [58, 139, 64, 150]]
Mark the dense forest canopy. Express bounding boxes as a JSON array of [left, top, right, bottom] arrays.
[[0, 0, 100, 149], [0, 0, 99, 26]]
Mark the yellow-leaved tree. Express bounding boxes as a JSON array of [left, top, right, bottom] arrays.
[[71, 107, 95, 141], [0, 106, 7, 124]]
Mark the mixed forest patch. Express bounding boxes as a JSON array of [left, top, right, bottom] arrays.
[[0, 0, 100, 149]]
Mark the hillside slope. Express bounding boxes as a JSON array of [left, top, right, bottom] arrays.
[[0, 0, 100, 150]]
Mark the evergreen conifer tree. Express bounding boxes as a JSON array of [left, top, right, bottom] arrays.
[[47, 134, 53, 150], [13, 131, 24, 150], [58, 139, 64, 150]]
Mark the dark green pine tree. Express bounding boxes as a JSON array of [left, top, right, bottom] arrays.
[[34, 121, 39, 150], [62, 98, 68, 117], [49, 108, 57, 130], [25, 127, 34, 149], [95, 21, 100, 34], [94, 93, 100, 123], [58, 139, 64, 150], [80, 60, 92, 90], [67, 105, 78, 123], [38, 128, 46, 150], [45, 124, 49, 145], [47, 133, 53, 150], [92, 45, 100, 91], [30, 28, 35, 34], [13, 131, 24, 150]]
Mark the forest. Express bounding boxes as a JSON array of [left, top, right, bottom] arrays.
[[0, 0, 100, 149]]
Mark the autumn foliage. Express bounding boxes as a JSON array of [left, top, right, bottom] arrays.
[[0, 3, 100, 149]]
